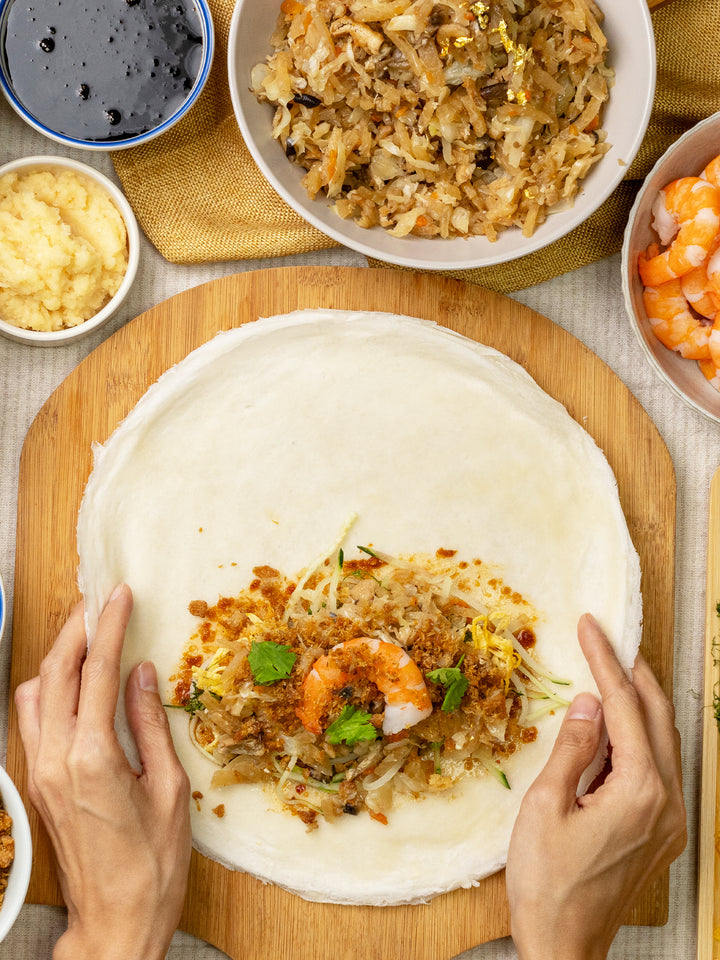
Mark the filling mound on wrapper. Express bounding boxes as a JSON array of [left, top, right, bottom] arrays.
[[169, 534, 573, 829]]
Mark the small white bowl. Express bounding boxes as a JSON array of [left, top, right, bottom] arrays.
[[0, 155, 140, 346], [622, 111, 720, 425], [0, 766, 32, 943], [228, 0, 656, 271]]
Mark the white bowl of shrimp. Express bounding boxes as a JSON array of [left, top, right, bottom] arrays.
[[622, 111, 720, 425]]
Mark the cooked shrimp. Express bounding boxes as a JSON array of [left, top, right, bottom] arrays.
[[699, 358, 720, 392], [707, 237, 720, 299], [701, 154, 720, 189], [680, 235, 720, 319], [296, 636, 433, 736], [698, 157, 720, 299], [638, 177, 720, 286], [643, 279, 712, 360], [710, 313, 720, 369]]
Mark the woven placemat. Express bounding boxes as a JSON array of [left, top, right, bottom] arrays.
[[112, 0, 720, 293]]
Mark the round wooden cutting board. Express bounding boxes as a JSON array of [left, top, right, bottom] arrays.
[[8, 267, 675, 960]]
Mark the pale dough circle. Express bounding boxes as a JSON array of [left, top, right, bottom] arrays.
[[77, 309, 641, 905]]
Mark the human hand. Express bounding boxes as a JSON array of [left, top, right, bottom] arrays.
[[15, 584, 192, 960], [506, 613, 686, 960]]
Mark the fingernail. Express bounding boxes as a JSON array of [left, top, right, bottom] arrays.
[[582, 612, 601, 630], [137, 661, 158, 692], [109, 583, 126, 601], [567, 692, 601, 721]]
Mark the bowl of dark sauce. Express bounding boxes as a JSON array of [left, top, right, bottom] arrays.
[[0, 0, 213, 149]]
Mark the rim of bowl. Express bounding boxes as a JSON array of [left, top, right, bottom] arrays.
[[0, 0, 214, 151], [621, 110, 720, 425], [0, 765, 32, 943], [0, 155, 140, 345], [228, 0, 656, 271]]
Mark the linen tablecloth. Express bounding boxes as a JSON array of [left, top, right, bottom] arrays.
[[0, 90, 715, 960]]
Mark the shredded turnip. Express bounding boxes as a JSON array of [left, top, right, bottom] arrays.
[[252, 0, 613, 239]]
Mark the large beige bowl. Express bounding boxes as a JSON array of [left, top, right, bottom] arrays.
[[622, 111, 720, 425], [229, 0, 655, 271]]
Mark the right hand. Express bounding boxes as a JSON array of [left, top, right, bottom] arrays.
[[506, 614, 687, 960]]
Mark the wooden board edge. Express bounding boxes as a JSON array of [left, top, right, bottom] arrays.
[[7, 267, 676, 953], [698, 467, 720, 960]]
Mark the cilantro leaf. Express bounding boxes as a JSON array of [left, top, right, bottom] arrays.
[[182, 681, 220, 715], [357, 544, 380, 559], [248, 640, 297, 685], [426, 655, 469, 712], [184, 682, 205, 715], [326, 705, 378, 746]]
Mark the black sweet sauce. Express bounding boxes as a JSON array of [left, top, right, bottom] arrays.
[[2, 0, 204, 141]]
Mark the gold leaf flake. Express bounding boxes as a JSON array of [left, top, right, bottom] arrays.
[[469, 1, 489, 28]]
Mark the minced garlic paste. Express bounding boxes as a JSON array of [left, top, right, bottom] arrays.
[[0, 168, 128, 332]]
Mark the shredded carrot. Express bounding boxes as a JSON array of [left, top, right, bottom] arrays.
[[416, 215, 429, 227], [281, 0, 304, 14], [327, 147, 338, 181]]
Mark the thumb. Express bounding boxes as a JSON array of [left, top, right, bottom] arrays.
[[533, 692, 604, 807], [125, 661, 182, 781]]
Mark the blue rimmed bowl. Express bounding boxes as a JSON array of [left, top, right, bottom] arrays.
[[0, 0, 213, 150]]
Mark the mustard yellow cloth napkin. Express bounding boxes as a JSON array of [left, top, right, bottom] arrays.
[[112, 0, 720, 292]]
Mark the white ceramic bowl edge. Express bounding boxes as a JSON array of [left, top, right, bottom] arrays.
[[621, 110, 720, 425], [0, 766, 32, 943]]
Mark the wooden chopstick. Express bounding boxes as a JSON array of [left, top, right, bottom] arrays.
[[698, 467, 720, 960]]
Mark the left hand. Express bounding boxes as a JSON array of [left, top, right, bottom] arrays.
[[15, 584, 192, 960]]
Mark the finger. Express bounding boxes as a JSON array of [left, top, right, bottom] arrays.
[[528, 691, 603, 810], [76, 584, 133, 733], [577, 614, 651, 766], [125, 661, 188, 788], [632, 657, 687, 864], [37, 601, 87, 743], [14, 678, 41, 781], [631, 654, 683, 788]]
